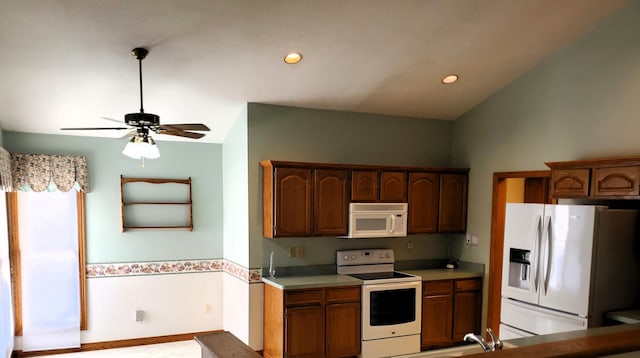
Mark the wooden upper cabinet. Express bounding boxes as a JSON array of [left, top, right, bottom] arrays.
[[591, 166, 640, 197], [408, 172, 439, 234], [438, 173, 468, 233], [550, 169, 590, 197], [380, 171, 407, 202], [546, 157, 640, 199], [270, 167, 313, 238], [351, 171, 379, 201], [314, 170, 349, 236], [351, 171, 407, 202], [262, 160, 469, 237]]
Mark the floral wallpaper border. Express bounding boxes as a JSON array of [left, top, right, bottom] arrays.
[[86, 259, 262, 283]]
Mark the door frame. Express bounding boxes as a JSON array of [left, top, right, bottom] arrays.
[[486, 171, 553, 333]]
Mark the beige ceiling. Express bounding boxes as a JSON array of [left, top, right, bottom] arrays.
[[0, 0, 629, 143]]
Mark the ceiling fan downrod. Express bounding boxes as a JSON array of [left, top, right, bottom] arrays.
[[131, 47, 148, 113]]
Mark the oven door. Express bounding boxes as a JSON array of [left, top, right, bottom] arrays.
[[362, 280, 421, 340]]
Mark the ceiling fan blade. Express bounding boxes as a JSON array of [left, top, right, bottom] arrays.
[[158, 130, 205, 139], [120, 129, 138, 139], [100, 116, 128, 125], [159, 123, 210, 131], [60, 127, 130, 130]]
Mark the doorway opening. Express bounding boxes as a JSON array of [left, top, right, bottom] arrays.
[[486, 171, 554, 334]]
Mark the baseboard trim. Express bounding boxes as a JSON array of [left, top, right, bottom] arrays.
[[13, 330, 222, 357]]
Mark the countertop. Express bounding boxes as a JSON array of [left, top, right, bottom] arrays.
[[463, 323, 640, 358], [261, 268, 482, 290], [261, 274, 362, 290], [402, 268, 483, 281]]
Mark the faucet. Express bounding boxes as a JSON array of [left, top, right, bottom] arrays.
[[269, 251, 276, 279], [463, 328, 503, 352]]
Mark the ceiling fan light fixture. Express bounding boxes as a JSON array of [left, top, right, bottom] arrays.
[[122, 133, 160, 159]]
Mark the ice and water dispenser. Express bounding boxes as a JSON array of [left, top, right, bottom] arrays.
[[507, 248, 531, 290]]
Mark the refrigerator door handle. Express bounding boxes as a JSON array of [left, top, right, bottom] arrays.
[[542, 215, 552, 296], [532, 215, 542, 293]]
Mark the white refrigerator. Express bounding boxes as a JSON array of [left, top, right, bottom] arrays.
[[500, 203, 639, 339]]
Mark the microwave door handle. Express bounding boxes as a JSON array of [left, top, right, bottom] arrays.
[[388, 214, 395, 233]]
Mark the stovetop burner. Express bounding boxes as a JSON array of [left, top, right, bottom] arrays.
[[336, 249, 421, 284], [348, 271, 415, 280]]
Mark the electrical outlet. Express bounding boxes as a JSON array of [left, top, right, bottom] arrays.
[[297, 246, 305, 257], [289, 247, 297, 258], [407, 242, 414, 249], [135, 310, 144, 322]]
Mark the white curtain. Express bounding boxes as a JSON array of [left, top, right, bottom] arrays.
[[0, 196, 13, 358], [19, 190, 80, 352]]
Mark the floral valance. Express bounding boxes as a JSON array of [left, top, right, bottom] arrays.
[[0, 148, 12, 191], [10, 153, 89, 192]]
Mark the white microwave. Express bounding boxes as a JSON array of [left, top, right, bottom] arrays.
[[347, 203, 408, 238]]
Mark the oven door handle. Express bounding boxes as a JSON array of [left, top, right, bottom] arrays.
[[363, 280, 421, 291]]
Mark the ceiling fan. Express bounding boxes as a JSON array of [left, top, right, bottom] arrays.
[[61, 47, 210, 159]]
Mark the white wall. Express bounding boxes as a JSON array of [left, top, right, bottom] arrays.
[[0, 195, 13, 358], [222, 275, 263, 350], [13, 272, 223, 349]]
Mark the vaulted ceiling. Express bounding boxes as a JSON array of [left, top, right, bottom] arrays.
[[0, 0, 629, 143]]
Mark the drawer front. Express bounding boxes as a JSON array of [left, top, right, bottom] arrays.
[[326, 286, 361, 303], [423, 280, 453, 295], [455, 278, 482, 292], [285, 289, 322, 306]]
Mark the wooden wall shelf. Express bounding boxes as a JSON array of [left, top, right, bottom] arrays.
[[120, 176, 193, 231]]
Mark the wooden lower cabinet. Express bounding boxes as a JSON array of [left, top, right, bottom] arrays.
[[421, 278, 482, 350], [285, 305, 324, 357], [264, 284, 361, 358], [421, 280, 453, 349], [325, 302, 361, 357]]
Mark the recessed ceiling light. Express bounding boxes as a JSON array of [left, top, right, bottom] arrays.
[[442, 74, 459, 84], [284, 52, 303, 64]]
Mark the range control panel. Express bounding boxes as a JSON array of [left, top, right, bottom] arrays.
[[336, 249, 394, 266]]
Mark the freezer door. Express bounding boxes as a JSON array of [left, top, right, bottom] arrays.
[[501, 298, 588, 335], [502, 203, 543, 304], [499, 324, 534, 339], [538, 205, 595, 316]]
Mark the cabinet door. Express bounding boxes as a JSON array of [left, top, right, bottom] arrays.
[[285, 305, 324, 358], [314, 170, 349, 236], [452, 290, 482, 342], [550, 169, 590, 197], [351, 171, 379, 201], [438, 174, 468, 232], [325, 302, 361, 358], [422, 294, 453, 349], [408, 172, 439, 233], [591, 166, 640, 197], [380, 172, 407, 202], [274, 168, 312, 237]]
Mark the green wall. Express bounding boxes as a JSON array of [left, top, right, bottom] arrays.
[[246, 104, 457, 269], [2, 132, 223, 263], [451, 0, 640, 328], [222, 106, 250, 267]]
